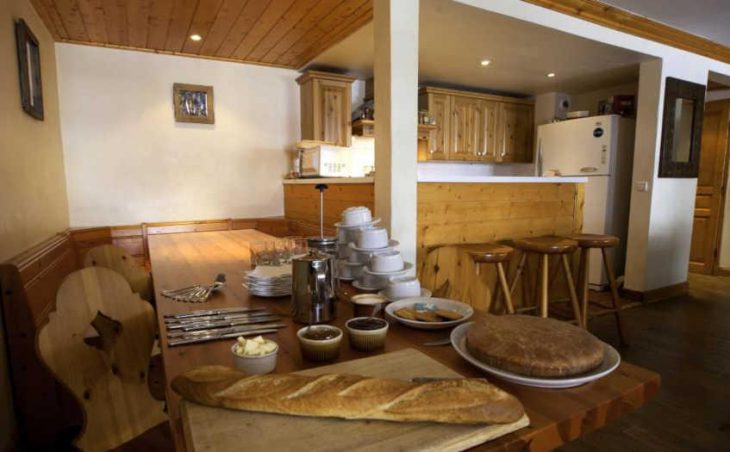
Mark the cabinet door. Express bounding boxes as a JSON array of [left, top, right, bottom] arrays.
[[425, 93, 450, 160], [498, 103, 534, 162], [476, 100, 498, 161], [451, 97, 481, 161], [318, 81, 351, 146]]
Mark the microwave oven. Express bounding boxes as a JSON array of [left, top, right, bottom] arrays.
[[299, 144, 350, 177]]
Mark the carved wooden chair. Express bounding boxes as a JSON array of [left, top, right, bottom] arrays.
[[83, 244, 152, 302], [38, 267, 166, 451]]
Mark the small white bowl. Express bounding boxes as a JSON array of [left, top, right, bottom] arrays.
[[297, 325, 343, 361], [342, 206, 372, 226], [356, 228, 389, 249], [231, 341, 278, 374], [345, 317, 389, 352], [384, 276, 421, 299], [370, 251, 404, 273]]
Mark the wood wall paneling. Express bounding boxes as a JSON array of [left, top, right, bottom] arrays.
[[417, 183, 585, 311], [284, 183, 374, 230], [33, 0, 373, 68]]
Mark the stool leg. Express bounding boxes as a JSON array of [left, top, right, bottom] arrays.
[[560, 254, 583, 327], [474, 262, 481, 276], [509, 253, 527, 297], [579, 248, 590, 328], [601, 248, 627, 346], [496, 262, 515, 314], [540, 254, 549, 318]]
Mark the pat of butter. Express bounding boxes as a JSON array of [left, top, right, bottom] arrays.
[[234, 335, 277, 356]]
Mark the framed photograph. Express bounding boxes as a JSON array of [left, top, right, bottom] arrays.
[[15, 19, 43, 120], [173, 83, 214, 124]]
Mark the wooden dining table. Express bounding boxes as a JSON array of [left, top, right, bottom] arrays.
[[149, 229, 660, 452]]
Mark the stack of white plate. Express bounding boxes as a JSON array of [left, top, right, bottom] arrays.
[[243, 265, 292, 298]]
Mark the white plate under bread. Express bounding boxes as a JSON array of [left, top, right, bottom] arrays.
[[385, 297, 473, 330]]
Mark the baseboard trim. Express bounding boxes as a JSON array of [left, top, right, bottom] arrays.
[[621, 281, 689, 303], [716, 268, 730, 277]]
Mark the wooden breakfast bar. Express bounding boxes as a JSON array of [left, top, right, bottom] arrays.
[[150, 229, 659, 452]]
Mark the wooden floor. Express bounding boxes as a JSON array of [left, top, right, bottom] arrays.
[[115, 273, 730, 451], [562, 273, 730, 451]]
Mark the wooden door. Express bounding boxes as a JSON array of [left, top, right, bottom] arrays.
[[497, 103, 534, 162], [476, 101, 498, 161], [424, 93, 450, 160], [319, 82, 351, 146], [689, 100, 730, 274]]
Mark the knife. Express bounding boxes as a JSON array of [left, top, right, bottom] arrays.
[[167, 322, 287, 339], [168, 328, 281, 347], [166, 315, 282, 331], [164, 307, 265, 319], [164, 311, 274, 325]]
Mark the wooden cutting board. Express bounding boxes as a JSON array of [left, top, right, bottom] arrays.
[[180, 348, 529, 452]]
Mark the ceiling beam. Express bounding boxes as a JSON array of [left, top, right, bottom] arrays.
[[522, 0, 730, 64]]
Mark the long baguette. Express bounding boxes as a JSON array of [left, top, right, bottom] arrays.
[[172, 366, 524, 424]]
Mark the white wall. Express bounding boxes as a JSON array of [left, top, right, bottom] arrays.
[[56, 44, 300, 226]]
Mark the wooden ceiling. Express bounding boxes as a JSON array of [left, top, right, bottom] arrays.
[[30, 0, 373, 68]]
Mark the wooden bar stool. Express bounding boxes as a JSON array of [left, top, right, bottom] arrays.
[[509, 237, 583, 326], [571, 233, 627, 344], [467, 244, 515, 314]]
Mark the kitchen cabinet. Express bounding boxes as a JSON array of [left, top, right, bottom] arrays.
[[498, 102, 534, 162], [419, 87, 534, 163], [297, 71, 355, 147], [419, 92, 450, 160]]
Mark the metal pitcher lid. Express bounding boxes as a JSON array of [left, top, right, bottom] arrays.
[[306, 236, 338, 247]]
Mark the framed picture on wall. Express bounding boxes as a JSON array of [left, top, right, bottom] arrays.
[[15, 19, 44, 120], [173, 83, 215, 124]]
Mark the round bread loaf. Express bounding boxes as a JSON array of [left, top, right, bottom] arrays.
[[466, 315, 604, 377]]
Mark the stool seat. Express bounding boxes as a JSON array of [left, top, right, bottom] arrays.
[[514, 237, 578, 254], [465, 243, 514, 263], [571, 234, 619, 248]]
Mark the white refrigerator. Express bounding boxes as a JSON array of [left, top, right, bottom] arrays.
[[537, 115, 635, 290]]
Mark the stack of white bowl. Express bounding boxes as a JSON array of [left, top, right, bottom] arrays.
[[334, 206, 420, 293], [334, 206, 383, 282]]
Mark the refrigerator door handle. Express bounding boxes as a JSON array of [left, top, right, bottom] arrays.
[[580, 166, 599, 173]]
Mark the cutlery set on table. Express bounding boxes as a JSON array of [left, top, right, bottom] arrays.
[[164, 307, 285, 346]]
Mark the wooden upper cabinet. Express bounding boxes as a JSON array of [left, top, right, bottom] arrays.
[[297, 71, 355, 147], [419, 87, 534, 163], [477, 101, 498, 161], [419, 92, 450, 160], [497, 103, 534, 163]]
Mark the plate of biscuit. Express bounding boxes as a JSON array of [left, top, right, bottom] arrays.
[[385, 297, 473, 330]]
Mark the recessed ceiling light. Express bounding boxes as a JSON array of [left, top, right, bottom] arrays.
[[190, 34, 202, 41], [547, 72, 556, 78], [480, 59, 492, 67]]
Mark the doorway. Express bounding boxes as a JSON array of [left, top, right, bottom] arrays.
[[689, 78, 730, 274]]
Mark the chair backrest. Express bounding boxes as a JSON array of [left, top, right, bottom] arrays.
[[37, 267, 166, 452], [83, 244, 152, 301]]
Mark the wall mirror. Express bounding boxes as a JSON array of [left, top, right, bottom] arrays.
[[658, 77, 705, 178]]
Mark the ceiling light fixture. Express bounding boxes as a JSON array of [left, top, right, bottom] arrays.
[[480, 59, 492, 67], [190, 34, 202, 41], [546, 72, 556, 78]]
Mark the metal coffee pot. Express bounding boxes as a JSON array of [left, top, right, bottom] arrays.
[[291, 250, 336, 324]]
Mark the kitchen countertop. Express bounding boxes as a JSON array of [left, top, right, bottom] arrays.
[[417, 175, 588, 183], [284, 176, 587, 184], [283, 177, 374, 184]]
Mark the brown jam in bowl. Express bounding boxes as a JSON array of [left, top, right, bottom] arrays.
[[347, 318, 387, 331], [302, 328, 341, 340]]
